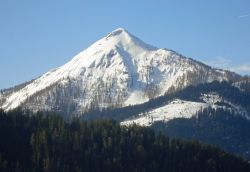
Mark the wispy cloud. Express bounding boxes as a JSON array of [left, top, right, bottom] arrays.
[[238, 14, 250, 18], [204, 56, 250, 75], [231, 65, 250, 74], [205, 56, 231, 70]]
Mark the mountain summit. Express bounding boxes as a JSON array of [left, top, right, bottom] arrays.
[[0, 28, 239, 115]]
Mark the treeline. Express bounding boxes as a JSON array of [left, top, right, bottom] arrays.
[[0, 110, 250, 172]]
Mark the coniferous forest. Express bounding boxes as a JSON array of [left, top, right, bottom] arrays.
[[0, 110, 250, 172], [152, 107, 250, 160]]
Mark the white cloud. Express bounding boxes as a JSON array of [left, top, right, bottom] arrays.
[[231, 65, 250, 74], [205, 56, 232, 70], [239, 14, 250, 18], [204, 56, 250, 75]]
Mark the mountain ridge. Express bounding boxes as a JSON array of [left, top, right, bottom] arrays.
[[0, 28, 240, 115]]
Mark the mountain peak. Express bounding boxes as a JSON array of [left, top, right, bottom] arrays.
[[107, 28, 128, 37], [101, 28, 157, 52], [105, 28, 130, 40]]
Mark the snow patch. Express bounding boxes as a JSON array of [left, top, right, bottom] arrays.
[[121, 94, 250, 126], [201, 93, 222, 104], [124, 91, 148, 106], [121, 99, 208, 126]]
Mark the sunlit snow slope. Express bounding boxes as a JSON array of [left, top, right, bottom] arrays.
[[0, 28, 239, 115], [121, 93, 248, 126]]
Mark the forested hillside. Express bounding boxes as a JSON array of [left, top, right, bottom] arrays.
[[152, 107, 250, 160], [82, 81, 250, 121], [0, 110, 250, 172]]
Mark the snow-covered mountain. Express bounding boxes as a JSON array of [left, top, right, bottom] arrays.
[[0, 28, 239, 115]]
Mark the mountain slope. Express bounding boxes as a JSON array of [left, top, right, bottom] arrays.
[[152, 108, 250, 160], [120, 81, 250, 125], [81, 81, 250, 160], [121, 92, 249, 126], [0, 28, 239, 115]]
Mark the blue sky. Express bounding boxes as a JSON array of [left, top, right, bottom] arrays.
[[0, 0, 250, 89]]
